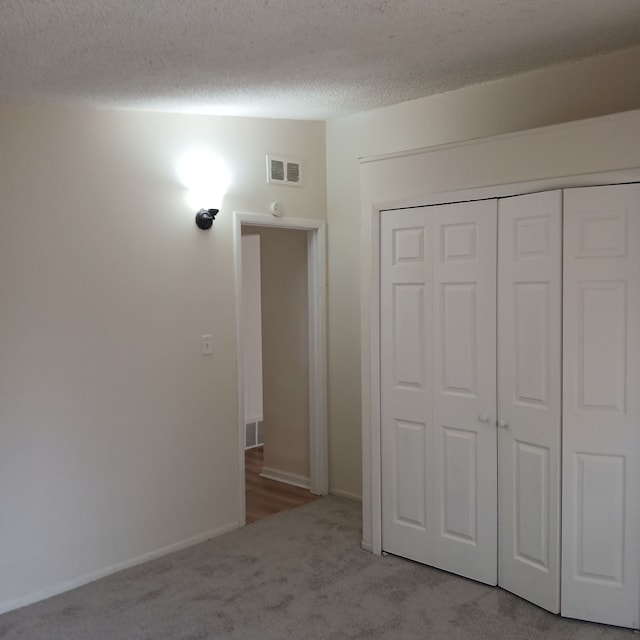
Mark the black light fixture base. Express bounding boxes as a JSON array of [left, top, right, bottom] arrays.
[[195, 208, 219, 230]]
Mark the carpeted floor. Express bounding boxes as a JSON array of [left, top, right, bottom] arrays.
[[0, 497, 636, 639]]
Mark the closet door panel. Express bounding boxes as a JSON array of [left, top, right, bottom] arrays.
[[380, 209, 435, 564], [497, 191, 562, 612], [380, 200, 497, 587], [562, 184, 640, 629], [432, 200, 498, 585]]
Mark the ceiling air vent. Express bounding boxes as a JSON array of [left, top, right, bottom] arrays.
[[266, 155, 303, 187]]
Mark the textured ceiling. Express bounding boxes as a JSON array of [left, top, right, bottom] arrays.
[[1, 0, 640, 120]]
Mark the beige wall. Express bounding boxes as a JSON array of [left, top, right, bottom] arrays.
[[0, 104, 326, 611], [325, 44, 640, 499], [253, 227, 310, 480]]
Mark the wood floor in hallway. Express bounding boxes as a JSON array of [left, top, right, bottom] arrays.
[[245, 447, 321, 524]]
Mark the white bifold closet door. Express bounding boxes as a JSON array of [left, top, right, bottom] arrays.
[[380, 199, 498, 586], [562, 184, 640, 629], [497, 191, 562, 613], [380, 184, 639, 627], [380, 192, 562, 607]]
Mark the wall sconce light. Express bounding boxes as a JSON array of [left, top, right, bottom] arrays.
[[176, 150, 231, 231], [195, 208, 219, 230]]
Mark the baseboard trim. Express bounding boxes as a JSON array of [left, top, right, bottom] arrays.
[[329, 489, 363, 502], [259, 466, 310, 490], [361, 540, 373, 552], [0, 521, 240, 616]]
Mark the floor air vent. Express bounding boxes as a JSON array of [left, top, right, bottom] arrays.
[[245, 420, 264, 449]]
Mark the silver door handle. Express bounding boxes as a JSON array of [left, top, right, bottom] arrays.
[[497, 419, 508, 429], [478, 414, 490, 423]]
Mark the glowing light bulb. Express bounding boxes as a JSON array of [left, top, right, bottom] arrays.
[[176, 150, 231, 209]]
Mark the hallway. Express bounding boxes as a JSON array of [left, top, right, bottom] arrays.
[[245, 447, 321, 524]]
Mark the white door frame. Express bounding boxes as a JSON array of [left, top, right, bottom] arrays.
[[233, 211, 328, 526], [363, 161, 640, 556]]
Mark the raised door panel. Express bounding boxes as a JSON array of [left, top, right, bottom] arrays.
[[574, 454, 625, 586], [441, 283, 478, 396], [578, 282, 626, 412], [497, 190, 562, 612], [442, 427, 477, 543], [513, 442, 549, 568], [392, 284, 427, 390], [562, 184, 640, 629], [394, 420, 428, 529], [513, 283, 549, 406], [380, 210, 434, 564], [432, 200, 498, 586]]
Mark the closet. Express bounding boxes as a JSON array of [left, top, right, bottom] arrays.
[[379, 184, 639, 628]]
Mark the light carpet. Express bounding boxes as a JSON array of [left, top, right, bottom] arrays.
[[0, 497, 635, 639]]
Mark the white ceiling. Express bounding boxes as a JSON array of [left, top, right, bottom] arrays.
[[1, 0, 640, 121]]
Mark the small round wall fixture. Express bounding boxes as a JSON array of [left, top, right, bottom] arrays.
[[195, 208, 219, 230]]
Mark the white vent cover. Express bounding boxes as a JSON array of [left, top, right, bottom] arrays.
[[245, 421, 257, 449], [266, 155, 303, 187], [245, 420, 264, 449]]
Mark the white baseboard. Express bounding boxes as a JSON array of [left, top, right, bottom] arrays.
[[361, 540, 373, 552], [259, 466, 310, 490], [329, 489, 363, 502], [0, 521, 240, 616]]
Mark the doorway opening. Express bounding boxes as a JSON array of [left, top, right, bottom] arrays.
[[233, 212, 328, 526]]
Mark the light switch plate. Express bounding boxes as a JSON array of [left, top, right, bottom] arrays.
[[201, 334, 213, 355]]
